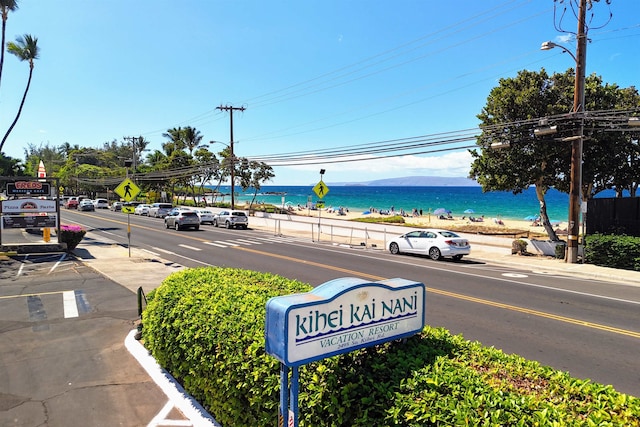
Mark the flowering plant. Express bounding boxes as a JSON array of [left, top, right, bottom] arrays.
[[59, 224, 86, 251]]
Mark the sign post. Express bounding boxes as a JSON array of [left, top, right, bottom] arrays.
[[312, 170, 329, 242], [266, 277, 426, 426], [114, 178, 141, 257]]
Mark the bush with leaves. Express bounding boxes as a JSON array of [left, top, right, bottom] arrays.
[[142, 267, 640, 426], [585, 234, 640, 271]]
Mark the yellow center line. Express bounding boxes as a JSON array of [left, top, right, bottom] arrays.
[[0, 290, 71, 300], [237, 246, 640, 339], [73, 213, 640, 340]]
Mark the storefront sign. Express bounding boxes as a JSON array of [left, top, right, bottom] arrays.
[[1, 198, 57, 213], [6, 181, 51, 195], [2, 214, 57, 229], [266, 277, 426, 367]]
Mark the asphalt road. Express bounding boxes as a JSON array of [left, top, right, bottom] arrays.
[[0, 253, 167, 427], [64, 208, 640, 397]]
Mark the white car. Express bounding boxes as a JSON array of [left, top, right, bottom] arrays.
[[93, 198, 109, 209], [134, 204, 152, 216], [195, 209, 215, 225], [388, 229, 470, 261]]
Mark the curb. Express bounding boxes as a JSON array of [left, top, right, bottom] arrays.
[[124, 329, 221, 427]]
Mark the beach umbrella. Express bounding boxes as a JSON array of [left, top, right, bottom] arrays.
[[433, 208, 449, 215], [524, 215, 539, 221], [464, 209, 475, 214]]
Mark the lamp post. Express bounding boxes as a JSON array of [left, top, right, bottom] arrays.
[[540, 0, 587, 263]]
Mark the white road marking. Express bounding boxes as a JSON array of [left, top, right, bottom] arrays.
[[17, 254, 27, 277], [204, 242, 227, 248], [49, 253, 68, 274], [178, 244, 202, 251], [214, 241, 238, 246], [232, 239, 262, 245], [155, 248, 176, 255], [63, 291, 79, 318]]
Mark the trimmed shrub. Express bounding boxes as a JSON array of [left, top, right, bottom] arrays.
[[354, 215, 405, 224], [512, 239, 528, 255], [554, 240, 566, 259], [143, 267, 640, 426], [585, 234, 640, 271], [59, 224, 86, 251]]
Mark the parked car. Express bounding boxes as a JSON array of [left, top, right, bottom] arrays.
[[164, 209, 200, 231], [195, 208, 215, 225], [388, 229, 470, 261], [64, 198, 79, 209], [213, 210, 249, 229], [93, 198, 109, 209], [134, 203, 152, 216], [110, 201, 123, 211], [79, 199, 96, 211], [148, 203, 173, 218]]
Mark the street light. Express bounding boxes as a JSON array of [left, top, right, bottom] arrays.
[[540, 3, 587, 264]]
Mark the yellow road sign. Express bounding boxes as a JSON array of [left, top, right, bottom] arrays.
[[114, 178, 140, 202], [313, 180, 329, 199], [122, 205, 135, 214]]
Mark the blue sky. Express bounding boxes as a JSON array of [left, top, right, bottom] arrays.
[[1, 0, 638, 185]]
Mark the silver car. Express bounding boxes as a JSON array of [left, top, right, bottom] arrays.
[[148, 203, 173, 218], [213, 210, 249, 229], [164, 210, 200, 231]]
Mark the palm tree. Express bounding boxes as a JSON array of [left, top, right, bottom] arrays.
[[162, 127, 186, 152], [0, 0, 19, 91], [0, 33, 39, 153], [183, 126, 203, 155]]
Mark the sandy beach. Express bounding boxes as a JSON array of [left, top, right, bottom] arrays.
[[286, 205, 562, 235]]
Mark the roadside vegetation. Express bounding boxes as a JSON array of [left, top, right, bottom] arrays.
[[142, 267, 640, 426]]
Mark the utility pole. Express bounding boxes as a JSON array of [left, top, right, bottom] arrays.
[[567, 0, 587, 263], [216, 104, 246, 209]]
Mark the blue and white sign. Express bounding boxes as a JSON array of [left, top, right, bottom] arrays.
[[265, 277, 426, 367]]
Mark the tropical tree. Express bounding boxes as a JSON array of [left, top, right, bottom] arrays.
[[239, 160, 275, 208], [0, 152, 24, 176], [192, 147, 219, 205], [183, 127, 203, 155], [0, 33, 39, 153], [0, 0, 18, 91], [470, 68, 640, 241], [162, 127, 186, 156]]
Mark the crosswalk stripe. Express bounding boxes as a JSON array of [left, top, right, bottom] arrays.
[[204, 242, 228, 248], [232, 239, 262, 245], [214, 240, 239, 246], [178, 244, 202, 251]]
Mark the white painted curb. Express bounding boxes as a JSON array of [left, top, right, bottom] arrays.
[[125, 329, 221, 427]]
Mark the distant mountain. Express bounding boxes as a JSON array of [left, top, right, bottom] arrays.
[[328, 176, 479, 187]]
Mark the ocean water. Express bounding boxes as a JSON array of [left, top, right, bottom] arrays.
[[207, 185, 582, 222]]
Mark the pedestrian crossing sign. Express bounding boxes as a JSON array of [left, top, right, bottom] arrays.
[[114, 178, 140, 202], [313, 180, 329, 199]]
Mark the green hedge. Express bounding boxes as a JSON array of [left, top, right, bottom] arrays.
[[143, 267, 640, 426], [585, 234, 640, 271]]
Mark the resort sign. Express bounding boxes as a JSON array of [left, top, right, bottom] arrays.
[[266, 277, 425, 366], [265, 277, 426, 427]]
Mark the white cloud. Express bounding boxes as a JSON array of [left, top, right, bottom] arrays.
[[271, 151, 474, 185]]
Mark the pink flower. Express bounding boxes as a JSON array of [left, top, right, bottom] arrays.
[[60, 224, 84, 233]]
